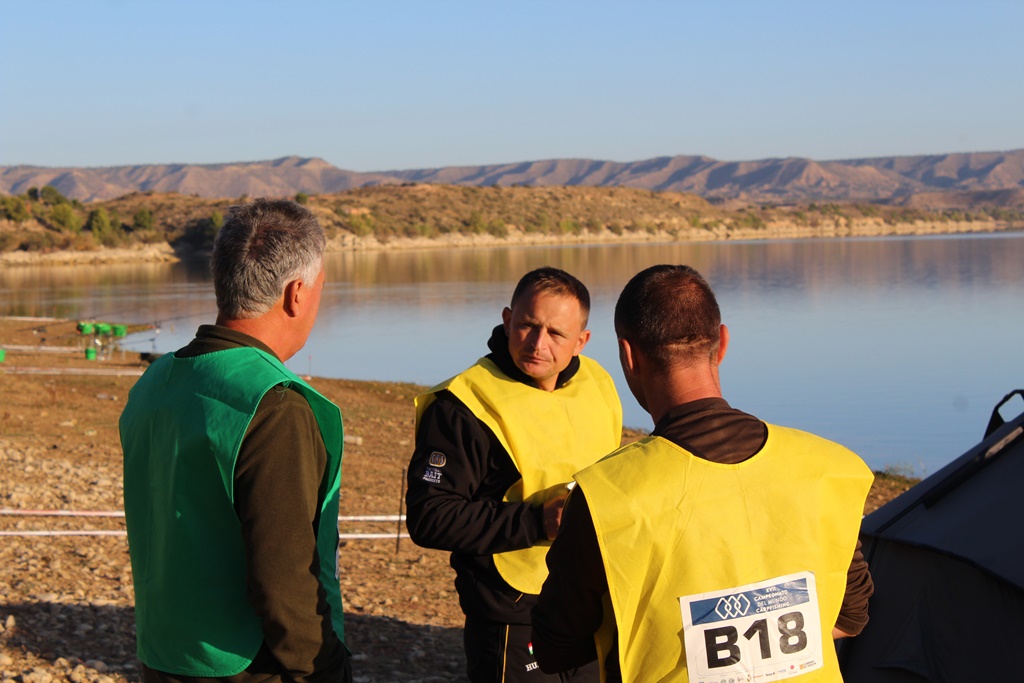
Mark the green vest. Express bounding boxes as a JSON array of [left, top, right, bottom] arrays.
[[577, 427, 872, 683], [120, 347, 345, 677], [416, 355, 622, 594]]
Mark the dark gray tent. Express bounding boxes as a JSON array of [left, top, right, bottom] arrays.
[[839, 390, 1024, 683]]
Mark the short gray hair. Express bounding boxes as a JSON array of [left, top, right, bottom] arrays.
[[211, 198, 325, 319]]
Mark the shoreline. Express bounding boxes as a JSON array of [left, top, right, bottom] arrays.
[[0, 316, 920, 683], [1, 218, 1019, 266]]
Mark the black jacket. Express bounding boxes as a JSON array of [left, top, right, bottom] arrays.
[[405, 325, 581, 624]]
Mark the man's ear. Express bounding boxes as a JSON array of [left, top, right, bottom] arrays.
[[282, 279, 304, 318], [573, 329, 592, 356], [618, 337, 637, 376], [716, 324, 729, 364], [501, 306, 512, 336]]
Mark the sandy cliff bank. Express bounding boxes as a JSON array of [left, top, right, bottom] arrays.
[[1, 219, 1017, 267]]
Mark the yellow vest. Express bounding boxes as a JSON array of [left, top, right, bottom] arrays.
[[416, 356, 622, 594], [576, 427, 872, 683]]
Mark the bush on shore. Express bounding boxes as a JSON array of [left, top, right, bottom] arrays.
[[1, 185, 1021, 254]]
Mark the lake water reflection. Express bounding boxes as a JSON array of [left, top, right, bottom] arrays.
[[3, 233, 1023, 474]]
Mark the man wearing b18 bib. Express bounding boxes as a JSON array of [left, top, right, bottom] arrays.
[[532, 265, 873, 683]]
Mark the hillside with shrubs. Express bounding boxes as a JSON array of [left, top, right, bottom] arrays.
[[2, 184, 1022, 256]]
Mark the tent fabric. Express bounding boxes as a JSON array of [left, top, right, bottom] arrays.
[[860, 426, 1024, 589], [839, 390, 1024, 683], [839, 543, 1023, 682]]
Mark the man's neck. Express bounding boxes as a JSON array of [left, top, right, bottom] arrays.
[[217, 315, 292, 361], [643, 367, 723, 425]]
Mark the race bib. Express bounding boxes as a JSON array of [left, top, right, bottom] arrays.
[[680, 572, 824, 682]]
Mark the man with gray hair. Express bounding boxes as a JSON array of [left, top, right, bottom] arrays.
[[120, 199, 351, 683]]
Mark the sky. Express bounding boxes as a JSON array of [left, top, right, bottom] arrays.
[[2, 0, 1022, 172]]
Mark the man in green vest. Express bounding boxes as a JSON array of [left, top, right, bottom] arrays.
[[406, 267, 623, 683], [532, 265, 874, 683], [120, 199, 351, 683]]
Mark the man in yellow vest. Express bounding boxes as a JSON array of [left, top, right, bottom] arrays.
[[120, 199, 351, 683], [532, 265, 874, 683], [407, 267, 623, 683]]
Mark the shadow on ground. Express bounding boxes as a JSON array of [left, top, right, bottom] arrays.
[[0, 602, 466, 683], [344, 613, 467, 682]]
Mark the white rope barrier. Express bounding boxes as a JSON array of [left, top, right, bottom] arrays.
[[0, 366, 146, 377], [0, 530, 127, 537], [0, 316, 67, 322], [343, 533, 412, 540], [0, 530, 412, 539], [1, 509, 125, 517], [1, 509, 405, 522], [0, 509, 408, 538]]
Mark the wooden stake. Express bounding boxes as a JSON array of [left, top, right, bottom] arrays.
[[396, 467, 406, 554]]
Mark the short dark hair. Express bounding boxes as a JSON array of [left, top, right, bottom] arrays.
[[211, 198, 325, 319], [510, 267, 591, 324], [614, 265, 721, 367]]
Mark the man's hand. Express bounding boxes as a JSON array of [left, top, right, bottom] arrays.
[[543, 489, 570, 540]]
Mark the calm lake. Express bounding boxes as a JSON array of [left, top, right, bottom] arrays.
[[4, 233, 1023, 475]]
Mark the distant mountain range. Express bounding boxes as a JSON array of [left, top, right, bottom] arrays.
[[3, 150, 1024, 207]]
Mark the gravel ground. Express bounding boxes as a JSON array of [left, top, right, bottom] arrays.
[[0, 319, 916, 683]]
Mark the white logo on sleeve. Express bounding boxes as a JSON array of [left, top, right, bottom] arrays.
[[422, 451, 446, 484]]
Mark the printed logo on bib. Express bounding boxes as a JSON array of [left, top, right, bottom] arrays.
[[679, 572, 823, 683]]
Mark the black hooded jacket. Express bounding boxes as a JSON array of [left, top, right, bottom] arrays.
[[405, 325, 582, 624]]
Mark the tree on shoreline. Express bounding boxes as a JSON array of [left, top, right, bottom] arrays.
[[133, 207, 155, 232], [1, 196, 29, 223], [86, 207, 119, 246], [49, 203, 82, 232]]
